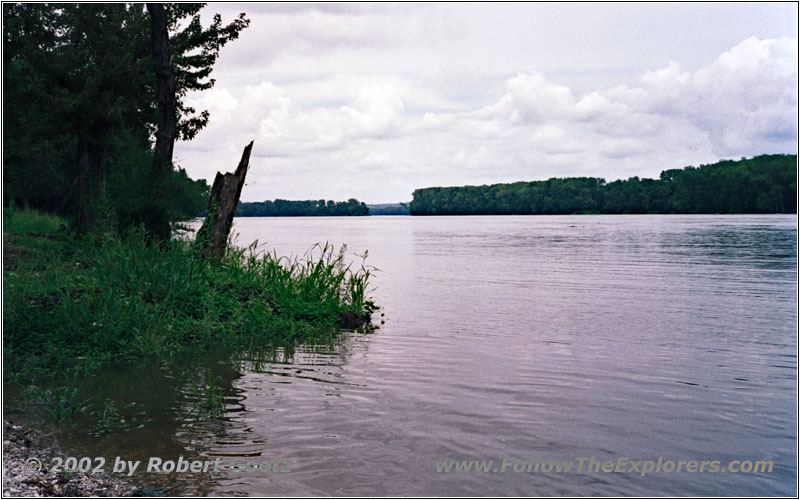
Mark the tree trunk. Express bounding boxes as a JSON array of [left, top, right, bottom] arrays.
[[196, 141, 254, 259], [73, 134, 91, 232], [73, 121, 112, 233], [147, 3, 176, 175], [146, 3, 178, 240]]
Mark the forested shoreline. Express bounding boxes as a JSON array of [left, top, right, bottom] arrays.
[[410, 155, 797, 215], [237, 198, 369, 217]]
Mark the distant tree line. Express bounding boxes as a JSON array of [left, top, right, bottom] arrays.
[[236, 198, 369, 217], [410, 155, 797, 215], [368, 203, 410, 215]]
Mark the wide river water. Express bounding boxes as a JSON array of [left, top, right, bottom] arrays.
[[14, 215, 798, 496]]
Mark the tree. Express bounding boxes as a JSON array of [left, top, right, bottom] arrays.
[[408, 155, 796, 215], [2, 3, 250, 236], [4, 4, 152, 230]]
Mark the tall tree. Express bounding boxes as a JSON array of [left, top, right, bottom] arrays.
[[4, 4, 152, 230], [2, 3, 250, 235]]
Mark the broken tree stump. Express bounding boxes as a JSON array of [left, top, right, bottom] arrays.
[[196, 141, 254, 259]]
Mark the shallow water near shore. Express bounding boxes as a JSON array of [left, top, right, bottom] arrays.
[[5, 215, 797, 496]]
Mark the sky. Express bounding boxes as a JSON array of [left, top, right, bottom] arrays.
[[174, 2, 799, 204]]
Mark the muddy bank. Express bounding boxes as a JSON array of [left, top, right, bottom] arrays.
[[2, 420, 141, 497]]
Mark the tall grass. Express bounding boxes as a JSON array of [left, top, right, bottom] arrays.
[[3, 209, 376, 380], [3, 207, 65, 235]]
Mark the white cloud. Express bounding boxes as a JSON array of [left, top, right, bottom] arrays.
[[483, 72, 576, 124], [573, 91, 627, 122], [340, 83, 405, 138], [459, 36, 797, 165], [687, 37, 798, 153], [176, 2, 797, 203]]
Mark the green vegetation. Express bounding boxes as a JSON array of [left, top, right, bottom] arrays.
[[3, 208, 65, 235], [410, 155, 797, 215], [3, 3, 247, 236], [3, 207, 376, 382], [187, 372, 226, 416], [2, 4, 378, 436], [235, 200, 413, 217], [95, 400, 126, 434], [236, 199, 370, 217], [2, 5, 378, 434], [29, 368, 86, 425]]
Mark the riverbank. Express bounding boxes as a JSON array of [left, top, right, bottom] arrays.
[[3, 208, 377, 496], [3, 419, 139, 496], [3, 208, 376, 381]]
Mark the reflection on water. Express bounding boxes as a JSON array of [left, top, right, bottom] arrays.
[[7, 215, 797, 496]]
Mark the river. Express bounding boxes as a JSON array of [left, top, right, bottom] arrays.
[[14, 215, 798, 496]]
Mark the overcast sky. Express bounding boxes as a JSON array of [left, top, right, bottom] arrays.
[[174, 2, 798, 203]]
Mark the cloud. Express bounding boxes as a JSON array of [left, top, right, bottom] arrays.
[[176, 32, 797, 203], [687, 37, 797, 153], [210, 5, 423, 73], [467, 36, 797, 160], [480, 72, 576, 124], [340, 83, 405, 138]]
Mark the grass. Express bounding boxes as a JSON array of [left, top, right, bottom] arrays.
[[29, 368, 86, 425], [3, 208, 66, 269], [95, 399, 125, 433], [4, 207, 64, 235], [3, 206, 377, 381], [187, 371, 225, 416]]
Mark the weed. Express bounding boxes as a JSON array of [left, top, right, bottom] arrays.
[[29, 369, 86, 425], [92, 400, 126, 435], [188, 372, 225, 416]]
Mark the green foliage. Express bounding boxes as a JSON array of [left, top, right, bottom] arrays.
[[3, 3, 247, 234], [409, 155, 797, 215], [168, 4, 251, 141], [29, 368, 86, 425], [187, 372, 225, 416], [105, 130, 209, 233], [97, 400, 125, 432], [3, 210, 376, 380], [237, 198, 370, 217], [3, 206, 65, 235]]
